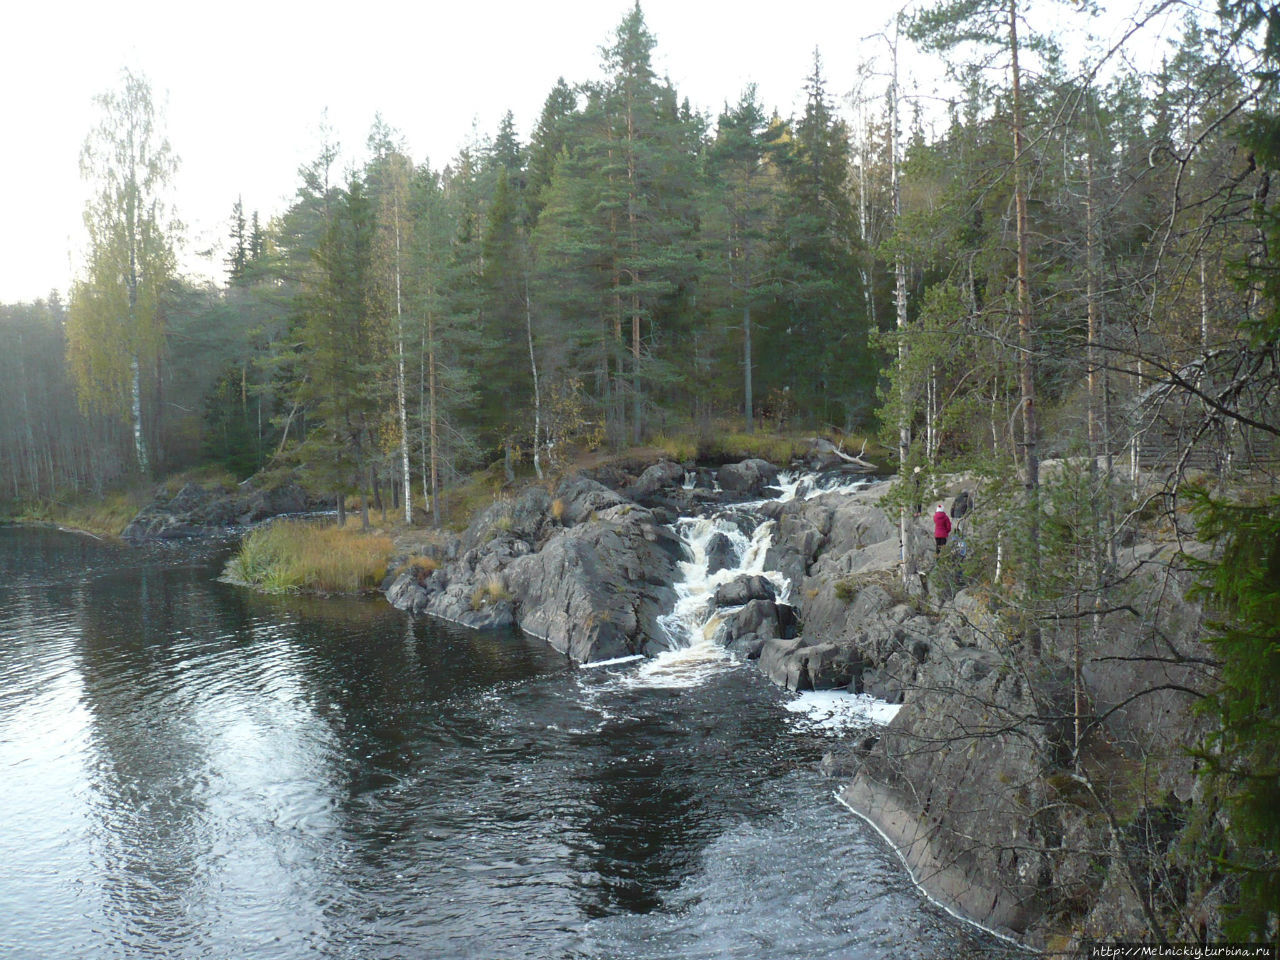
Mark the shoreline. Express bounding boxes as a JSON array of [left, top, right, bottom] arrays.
[[836, 777, 1035, 951], [1, 518, 114, 542]]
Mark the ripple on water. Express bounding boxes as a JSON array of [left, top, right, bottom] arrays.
[[0, 526, 1019, 960]]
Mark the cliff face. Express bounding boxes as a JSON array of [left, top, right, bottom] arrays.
[[757, 478, 1218, 947]]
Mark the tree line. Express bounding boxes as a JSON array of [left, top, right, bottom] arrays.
[[1, 5, 1272, 516], [3, 6, 873, 515]]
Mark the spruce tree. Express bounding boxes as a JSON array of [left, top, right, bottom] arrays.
[[702, 86, 783, 432], [766, 51, 865, 428]]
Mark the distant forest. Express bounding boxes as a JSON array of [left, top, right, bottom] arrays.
[[1, 2, 1277, 517]]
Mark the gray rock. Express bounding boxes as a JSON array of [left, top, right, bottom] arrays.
[[727, 634, 767, 660], [554, 475, 629, 526], [720, 599, 781, 644], [758, 637, 857, 691], [629, 460, 686, 500], [504, 519, 679, 663], [704, 532, 738, 575], [713, 574, 776, 607], [124, 479, 319, 539], [385, 472, 683, 662], [717, 458, 780, 496], [759, 637, 807, 689]]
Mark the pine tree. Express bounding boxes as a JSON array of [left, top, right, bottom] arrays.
[[284, 172, 378, 522], [526, 78, 578, 221], [480, 166, 536, 463], [908, 0, 1091, 582], [600, 2, 700, 443], [227, 196, 249, 287]]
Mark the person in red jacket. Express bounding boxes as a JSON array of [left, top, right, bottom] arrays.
[[933, 503, 951, 556]]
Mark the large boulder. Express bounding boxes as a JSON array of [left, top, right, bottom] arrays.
[[704, 532, 738, 575], [628, 460, 686, 501], [387, 472, 687, 663], [504, 516, 683, 662], [758, 637, 859, 691], [762, 498, 833, 590], [721, 598, 781, 642], [553, 474, 630, 526], [461, 485, 554, 553], [717, 458, 780, 497], [713, 574, 776, 608]]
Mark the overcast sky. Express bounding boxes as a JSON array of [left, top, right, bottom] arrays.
[[3, 0, 1186, 305]]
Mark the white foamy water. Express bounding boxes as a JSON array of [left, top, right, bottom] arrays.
[[624, 513, 784, 688], [622, 472, 869, 690], [785, 690, 902, 732], [770, 470, 873, 504]]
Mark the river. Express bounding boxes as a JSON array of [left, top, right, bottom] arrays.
[[0, 523, 1017, 959]]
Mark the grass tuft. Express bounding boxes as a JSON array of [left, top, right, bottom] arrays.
[[652, 434, 698, 462], [393, 555, 438, 585], [227, 520, 392, 594], [470, 576, 512, 611]]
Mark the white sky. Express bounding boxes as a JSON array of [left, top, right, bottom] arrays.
[[2, 0, 1187, 305]]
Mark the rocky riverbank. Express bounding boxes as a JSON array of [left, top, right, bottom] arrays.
[[380, 454, 1218, 950], [733, 466, 1215, 948], [119, 477, 332, 540], [120, 450, 1219, 948]]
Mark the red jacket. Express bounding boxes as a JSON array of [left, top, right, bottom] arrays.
[[934, 509, 952, 539]]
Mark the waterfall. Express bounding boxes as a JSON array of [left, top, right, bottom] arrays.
[[622, 511, 782, 689], [605, 470, 901, 730], [657, 513, 790, 646], [768, 469, 872, 504]]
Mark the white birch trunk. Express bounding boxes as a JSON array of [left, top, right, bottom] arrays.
[[890, 25, 916, 587], [130, 354, 148, 475], [525, 273, 543, 480], [394, 212, 412, 525]]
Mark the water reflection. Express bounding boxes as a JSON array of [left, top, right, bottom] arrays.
[[0, 528, 1019, 960]]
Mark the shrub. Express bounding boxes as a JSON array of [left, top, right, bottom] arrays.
[[834, 570, 907, 605]]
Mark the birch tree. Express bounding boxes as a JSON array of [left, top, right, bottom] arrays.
[[67, 68, 178, 476], [367, 123, 416, 523]]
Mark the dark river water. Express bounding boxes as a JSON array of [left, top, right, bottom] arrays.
[[0, 525, 1017, 960]]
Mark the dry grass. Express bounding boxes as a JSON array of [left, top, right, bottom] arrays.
[[11, 486, 149, 538], [470, 576, 511, 611], [392, 555, 438, 585], [228, 520, 392, 594]]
